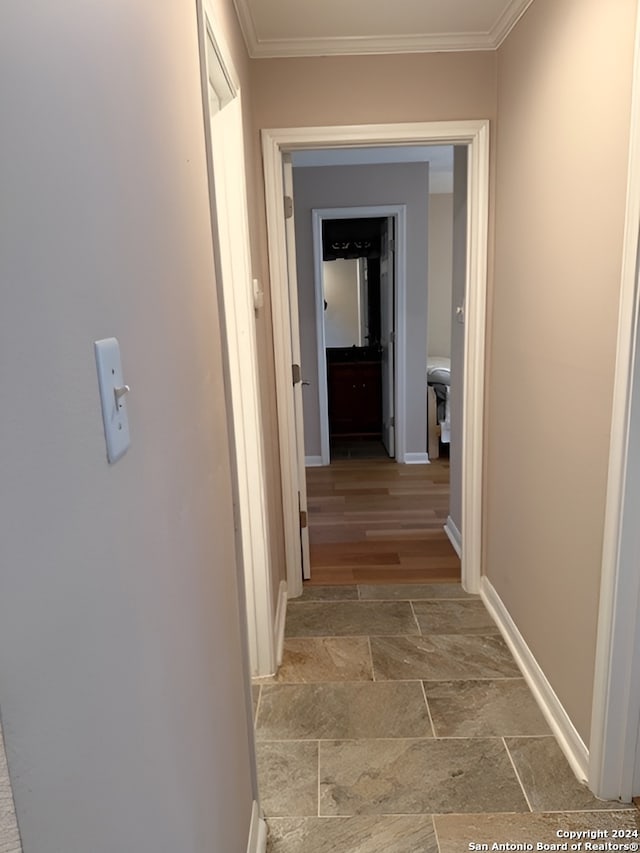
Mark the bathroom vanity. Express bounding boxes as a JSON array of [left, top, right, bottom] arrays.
[[326, 346, 382, 438]]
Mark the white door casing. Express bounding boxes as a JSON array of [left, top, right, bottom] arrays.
[[262, 121, 490, 598], [201, 3, 275, 676], [380, 215, 396, 458], [358, 258, 368, 347]]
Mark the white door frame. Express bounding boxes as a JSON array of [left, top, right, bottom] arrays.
[[589, 0, 640, 800], [199, 1, 277, 678], [262, 120, 490, 597], [312, 205, 407, 466]]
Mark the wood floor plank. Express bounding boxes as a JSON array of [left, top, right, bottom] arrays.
[[306, 457, 460, 585]]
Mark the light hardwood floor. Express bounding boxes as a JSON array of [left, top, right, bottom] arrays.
[[305, 457, 460, 585]]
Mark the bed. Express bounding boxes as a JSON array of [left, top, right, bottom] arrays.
[[427, 356, 451, 459]]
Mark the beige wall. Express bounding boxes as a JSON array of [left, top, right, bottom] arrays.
[[251, 52, 498, 129], [488, 0, 636, 743], [0, 1, 257, 850], [428, 192, 454, 358]]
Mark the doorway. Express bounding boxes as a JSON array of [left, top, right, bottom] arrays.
[[262, 121, 490, 599], [312, 207, 407, 465]]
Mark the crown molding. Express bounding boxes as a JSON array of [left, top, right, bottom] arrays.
[[232, 0, 260, 57], [490, 0, 536, 48], [234, 0, 535, 59], [243, 31, 496, 59]]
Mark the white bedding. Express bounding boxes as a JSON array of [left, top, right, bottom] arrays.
[[427, 356, 451, 443], [427, 356, 451, 385], [440, 388, 451, 443]]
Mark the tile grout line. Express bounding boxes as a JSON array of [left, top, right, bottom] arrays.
[[367, 634, 376, 681], [317, 739, 321, 818], [502, 735, 534, 813], [431, 813, 443, 853], [256, 735, 518, 744], [409, 600, 422, 635], [420, 679, 438, 738]]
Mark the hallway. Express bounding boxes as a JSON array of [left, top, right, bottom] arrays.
[[254, 585, 638, 852]]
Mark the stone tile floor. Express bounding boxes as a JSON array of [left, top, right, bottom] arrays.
[[253, 584, 639, 853]]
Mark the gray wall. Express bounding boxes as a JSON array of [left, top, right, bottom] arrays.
[[0, 2, 256, 851], [427, 193, 454, 359], [448, 147, 467, 537], [293, 163, 429, 459]]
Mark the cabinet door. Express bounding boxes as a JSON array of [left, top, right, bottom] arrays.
[[328, 362, 382, 436]]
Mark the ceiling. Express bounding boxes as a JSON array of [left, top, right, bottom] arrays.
[[233, 0, 535, 58], [291, 146, 455, 193]]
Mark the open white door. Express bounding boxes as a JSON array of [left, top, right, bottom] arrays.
[[201, 7, 275, 675], [380, 216, 395, 458], [283, 158, 311, 580]]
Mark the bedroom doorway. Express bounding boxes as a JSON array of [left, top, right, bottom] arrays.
[[262, 121, 489, 598]]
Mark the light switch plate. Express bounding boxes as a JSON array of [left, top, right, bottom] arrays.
[[94, 337, 130, 464]]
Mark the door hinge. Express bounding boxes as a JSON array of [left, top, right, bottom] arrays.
[[292, 363, 301, 385], [284, 195, 294, 219], [390, 416, 395, 428], [389, 330, 396, 344], [299, 509, 308, 529], [389, 238, 396, 252]]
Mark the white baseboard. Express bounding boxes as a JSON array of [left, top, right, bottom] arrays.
[[403, 452, 430, 465], [274, 581, 288, 668], [305, 455, 324, 467], [444, 515, 462, 557], [246, 800, 267, 853], [481, 577, 589, 784]]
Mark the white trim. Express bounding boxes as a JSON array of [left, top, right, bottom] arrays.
[[312, 205, 407, 464], [274, 580, 288, 667], [201, 3, 274, 677], [394, 209, 408, 463], [246, 800, 267, 853], [481, 577, 590, 785], [262, 120, 489, 602], [489, 0, 536, 48], [263, 135, 305, 599], [245, 33, 493, 59], [232, 0, 260, 59], [590, 0, 640, 803], [444, 515, 462, 558], [403, 452, 429, 465], [232, 0, 533, 58], [461, 121, 489, 595], [305, 455, 324, 467]]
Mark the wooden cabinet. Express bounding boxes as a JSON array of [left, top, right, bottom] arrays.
[[327, 360, 382, 437]]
